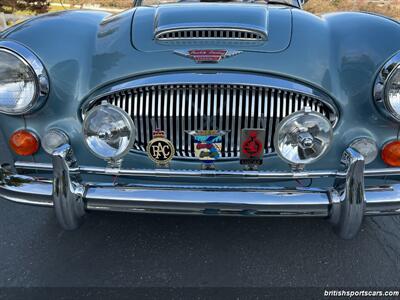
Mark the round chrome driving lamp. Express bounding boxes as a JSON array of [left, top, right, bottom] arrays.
[[83, 103, 136, 161], [274, 108, 333, 167]]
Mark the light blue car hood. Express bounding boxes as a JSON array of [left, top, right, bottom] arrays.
[[132, 4, 292, 53]]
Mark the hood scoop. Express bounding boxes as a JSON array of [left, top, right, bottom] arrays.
[[155, 28, 266, 42], [131, 5, 292, 53], [154, 4, 268, 42]]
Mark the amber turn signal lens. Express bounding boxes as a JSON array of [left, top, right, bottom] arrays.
[[382, 140, 400, 167], [9, 130, 39, 156]]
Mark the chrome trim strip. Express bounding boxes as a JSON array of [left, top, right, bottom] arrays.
[[85, 186, 329, 217], [2, 157, 400, 221], [373, 50, 400, 122], [2, 172, 399, 217], [12, 161, 400, 179], [0, 175, 53, 207], [364, 185, 400, 215], [0, 40, 49, 115]]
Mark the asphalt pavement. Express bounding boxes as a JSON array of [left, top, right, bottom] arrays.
[[0, 199, 399, 291]]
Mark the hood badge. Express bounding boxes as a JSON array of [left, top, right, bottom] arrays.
[[174, 49, 242, 63]]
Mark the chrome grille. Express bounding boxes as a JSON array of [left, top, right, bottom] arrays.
[[96, 84, 336, 159], [155, 28, 266, 41]]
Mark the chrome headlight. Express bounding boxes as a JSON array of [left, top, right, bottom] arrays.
[[374, 51, 400, 121], [384, 66, 400, 119], [83, 103, 136, 161], [274, 108, 333, 166], [0, 41, 49, 115]]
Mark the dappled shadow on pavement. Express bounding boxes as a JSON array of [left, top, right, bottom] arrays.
[[0, 200, 399, 287]]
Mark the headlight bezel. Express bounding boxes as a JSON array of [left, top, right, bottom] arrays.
[[374, 51, 400, 122], [0, 40, 49, 115]]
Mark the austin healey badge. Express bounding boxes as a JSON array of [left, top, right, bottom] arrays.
[[240, 129, 266, 167], [174, 49, 242, 64], [147, 129, 175, 166], [186, 130, 228, 169]]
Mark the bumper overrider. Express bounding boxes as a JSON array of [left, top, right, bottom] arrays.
[[1, 144, 400, 239]]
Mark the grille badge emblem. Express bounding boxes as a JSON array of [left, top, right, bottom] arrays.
[[174, 49, 242, 63], [186, 130, 229, 169], [240, 129, 266, 169], [146, 129, 175, 167]]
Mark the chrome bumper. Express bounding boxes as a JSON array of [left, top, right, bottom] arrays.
[[1, 145, 400, 239]]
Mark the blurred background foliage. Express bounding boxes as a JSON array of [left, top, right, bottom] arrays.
[[0, 0, 50, 13], [305, 0, 399, 20]]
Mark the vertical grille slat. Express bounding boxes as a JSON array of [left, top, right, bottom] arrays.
[[267, 89, 275, 151], [225, 86, 231, 157], [233, 86, 240, 156], [200, 85, 205, 130], [98, 83, 335, 159], [167, 86, 173, 146], [115, 93, 120, 108], [162, 87, 168, 140], [213, 85, 218, 129], [207, 86, 211, 130], [121, 91, 126, 113], [150, 87, 156, 130], [156, 87, 162, 131], [187, 86, 193, 155], [219, 86, 225, 156], [176, 87, 181, 156], [244, 86, 250, 129], [251, 87, 256, 128], [181, 87, 188, 156], [144, 88, 150, 148], [127, 91, 132, 118], [138, 89, 145, 151], [257, 87, 262, 128]]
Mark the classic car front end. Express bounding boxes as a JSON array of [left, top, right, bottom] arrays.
[[0, 0, 400, 239]]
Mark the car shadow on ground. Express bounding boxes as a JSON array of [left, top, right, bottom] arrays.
[[36, 209, 400, 287]]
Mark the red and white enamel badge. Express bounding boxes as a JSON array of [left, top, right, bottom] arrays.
[[240, 129, 266, 166], [174, 49, 242, 63]]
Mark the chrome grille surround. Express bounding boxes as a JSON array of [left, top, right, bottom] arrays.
[[155, 28, 267, 41], [84, 73, 338, 160]]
